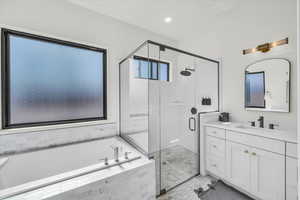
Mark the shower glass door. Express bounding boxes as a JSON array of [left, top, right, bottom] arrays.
[[158, 48, 199, 191], [120, 41, 219, 195]]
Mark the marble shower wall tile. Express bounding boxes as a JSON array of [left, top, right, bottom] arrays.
[[0, 123, 117, 155]]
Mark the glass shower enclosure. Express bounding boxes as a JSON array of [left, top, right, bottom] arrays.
[[119, 41, 219, 195]]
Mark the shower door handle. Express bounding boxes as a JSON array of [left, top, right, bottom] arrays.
[[188, 117, 196, 132]]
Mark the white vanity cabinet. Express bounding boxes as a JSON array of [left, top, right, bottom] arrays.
[[226, 141, 285, 200], [205, 125, 297, 200], [250, 147, 285, 200], [226, 141, 251, 191], [206, 136, 226, 178], [286, 142, 298, 200]]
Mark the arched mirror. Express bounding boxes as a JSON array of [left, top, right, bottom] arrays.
[[245, 58, 290, 112]]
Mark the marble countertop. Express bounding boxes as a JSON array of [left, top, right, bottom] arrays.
[[204, 121, 297, 144]]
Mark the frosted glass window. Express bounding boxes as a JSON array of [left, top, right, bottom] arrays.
[[3, 30, 106, 128], [245, 72, 265, 108]]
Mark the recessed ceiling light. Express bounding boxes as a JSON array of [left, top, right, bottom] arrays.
[[164, 17, 172, 23]]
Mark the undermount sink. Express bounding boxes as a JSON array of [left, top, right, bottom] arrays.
[[220, 122, 281, 133], [220, 123, 257, 130], [234, 124, 280, 134], [234, 124, 255, 129]]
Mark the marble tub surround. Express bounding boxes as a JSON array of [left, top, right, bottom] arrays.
[[205, 121, 297, 143], [0, 136, 143, 197], [0, 123, 117, 156], [5, 152, 155, 200]]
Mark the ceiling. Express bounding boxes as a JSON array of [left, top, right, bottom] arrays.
[[67, 0, 241, 40]]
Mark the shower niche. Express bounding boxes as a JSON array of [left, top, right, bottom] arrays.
[[119, 41, 219, 195]]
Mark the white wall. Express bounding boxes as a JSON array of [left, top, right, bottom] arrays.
[[297, 0, 300, 198], [0, 0, 177, 153], [180, 0, 297, 132]]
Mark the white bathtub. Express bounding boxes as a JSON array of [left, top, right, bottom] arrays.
[[0, 136, 148, 199]]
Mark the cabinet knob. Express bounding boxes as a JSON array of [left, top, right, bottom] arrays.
[[244, 150, 249, 154], [252, 152, 256, 156], [213, 145, 217, 148]]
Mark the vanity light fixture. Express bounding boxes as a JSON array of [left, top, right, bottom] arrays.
[[243, 38, 288, 55]]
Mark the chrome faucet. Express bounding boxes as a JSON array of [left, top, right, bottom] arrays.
[[258, 116, 264, 128], [113, 146, 119, 162]]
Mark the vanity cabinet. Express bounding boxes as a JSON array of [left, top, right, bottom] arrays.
[[286, 142, 298, 200], [225, 141, 285, 200], [226, 142, 251, 191], [205, 126, 296, 200], [206, 136, 226, 178], [250, 147, 285, 200]]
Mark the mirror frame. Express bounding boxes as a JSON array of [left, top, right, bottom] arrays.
[[244, 58, 291, 113]]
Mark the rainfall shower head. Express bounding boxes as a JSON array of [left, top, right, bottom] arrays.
[[180, 70, 192, 76], [180, 68, 195, 76]]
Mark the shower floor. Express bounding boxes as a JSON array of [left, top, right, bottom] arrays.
[[159, 145, 199, 190], [157, 176, 254, 200]]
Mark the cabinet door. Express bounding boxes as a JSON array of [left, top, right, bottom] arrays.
[[226, 141, 251, 191], [250, 148, 285, 200], [286, 157, 298, 200]]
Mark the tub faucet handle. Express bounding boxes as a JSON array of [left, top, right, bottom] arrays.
[[99, 157, 109, 165], [269, 123, 279, 129], [248, 121, 255, 127], [125, 152, 132, 159]]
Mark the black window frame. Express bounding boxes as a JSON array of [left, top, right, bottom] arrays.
[[1, 28, 107, 129], [133, 55, 170, 81]]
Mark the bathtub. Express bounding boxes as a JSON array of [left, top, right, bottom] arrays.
[[0, 136, 153, 200]]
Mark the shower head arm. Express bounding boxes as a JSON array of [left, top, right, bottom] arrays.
[[185, 68, 195, 72]]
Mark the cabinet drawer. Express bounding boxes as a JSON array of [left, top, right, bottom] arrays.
[[227, 131, 285, 155], [207, 136, 225, 158], [286, 143, 297, 158], [207, 156, 225, 178], [206, 127, 226, 139]]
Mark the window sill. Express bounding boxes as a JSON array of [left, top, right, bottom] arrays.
[[0, 119, 116, 136]]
